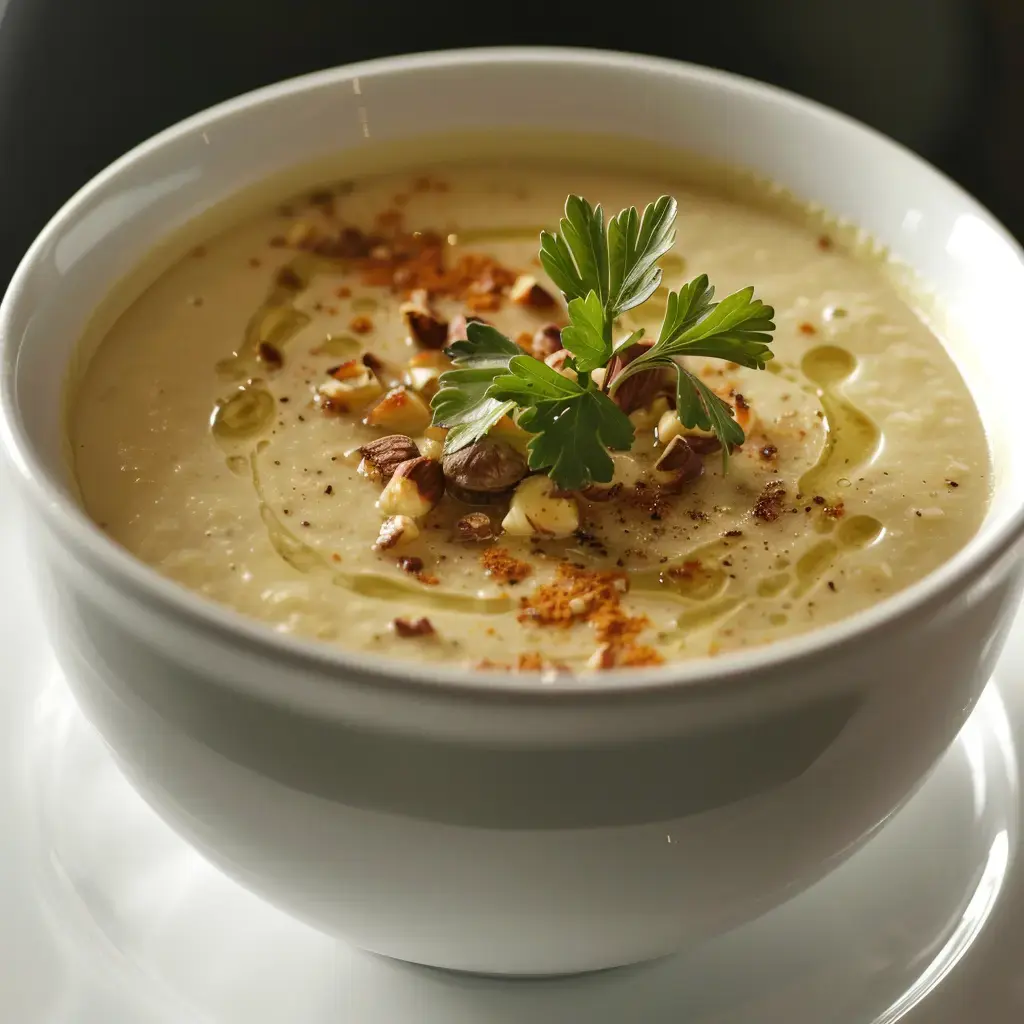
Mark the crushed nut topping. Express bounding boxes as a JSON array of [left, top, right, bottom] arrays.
[[455, 512, 494, 541], [519, 563, 663, 669], [392, 617, 435, 638], [400, 289, 448, 349], [373, 513, 419, 550], [753, 481, 787, 522], [510, 274, 557, 310], [480, 546, 532, 584]]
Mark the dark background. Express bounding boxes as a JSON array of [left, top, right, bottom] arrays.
[[0, 0, 1021, 285]]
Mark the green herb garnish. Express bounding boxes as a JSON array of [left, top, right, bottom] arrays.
[[430, 194, 776, 491]]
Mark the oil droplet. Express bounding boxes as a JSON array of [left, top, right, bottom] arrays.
[[256, 305, 312, 348], [317, 333, 360, 357], [631, 538, 735, 602], [756, 573, 791, 599], [801, 344, 857, 388], [352, 296, 378, 313], [768, 612, 788, 626], [676, 596, 744, 632], [837, 477, 852, 488], [225, 454, 248, 476], [210, 385, 275, 445], [838, 514, 884, 549], [792, 540, 839, 598], [799, 345, 880, 499]]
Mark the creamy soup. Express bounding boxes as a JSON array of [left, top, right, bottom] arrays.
[[71, 146, 990, 672]]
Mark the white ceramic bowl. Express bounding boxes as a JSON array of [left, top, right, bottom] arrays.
[[3, 48, 1024, 976]]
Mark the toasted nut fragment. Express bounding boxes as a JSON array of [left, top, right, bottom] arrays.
[[442, 438, 528, 504], [607, 339, 671, 414], [455, 512, 494, 541], [357, 434, 420, 482], [376, 456, 444, 518], [652, 436, 705, 491], [586, 644, 617, 671], [373, 514, 420, 550], [502, 475, 580, 538], [446, 314, 490, 344], [405, 350, 452, 399], [629, 396, 671, 432], [658, 410, 723, 454], [318, 365, 384, 412], [364, 386, 432, 435], [582, 452, 645, 500], [415, 435, 444, 460], [530, 323, 563, 359], [544, 348, 577, 381], [510, 274, 557, 309], [489, 415, 531, 455], [400, 289, 448, 349], [392, 617, 435, 638], [257, 341, 283, 369]]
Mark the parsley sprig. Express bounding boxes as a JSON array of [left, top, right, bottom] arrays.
[[430, 194, 776, 490]]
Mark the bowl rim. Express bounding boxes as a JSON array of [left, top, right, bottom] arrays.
[[3, 44, 1023, 706]]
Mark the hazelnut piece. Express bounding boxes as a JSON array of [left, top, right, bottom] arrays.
[[607, 340, 671, 415], [376, 456, 445, 518], [510, 274, 557, 310], [455, 512, 494, 541], [364, 386, 432, 435], [357, 434, 421, 482], [652, 436, 704, 492], [373, 514, 420, 550], [392, 617, 435, 638], [531, 323, 563, 359], [502, 475, 580, 538], [441, 438, 528, 504], [400, 289, 448, 349]]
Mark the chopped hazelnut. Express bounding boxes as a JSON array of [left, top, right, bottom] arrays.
[[530, 323, 563, 359], [607, 339, 670, 414], [400, 289, 448, 349], [446, 314, 490, 344], [652, 436, 704, 491], [376, 456, 444, 518], [358, 434, 421, 482], [392, 617, 435, 638], [317, 362, 384, 412], [510, 274, 557, 309], [502, 475, 580, 538], [257, 341, 283, 369], [405, 349, 451, 399], [544, 348, 576, 380], [455, 512, 494, 541], [373, 514, 420, 550], [364, 386, 432, 435], [442, 438, 528, 503], [414, 434, 444, 461], [629, 396, 671, 432]]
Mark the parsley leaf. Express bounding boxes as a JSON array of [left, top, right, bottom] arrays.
[[488, 356, 635, 490], [607, 196, 677, 316], [560, 290, 612, 373], [609, 275, 775, 456], [539, 196, 608, 307], [430, 322, 521, 453]]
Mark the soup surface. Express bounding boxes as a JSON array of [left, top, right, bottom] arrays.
[[71, 149, 990, 672]]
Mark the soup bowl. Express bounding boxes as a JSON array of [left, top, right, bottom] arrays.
[[3, 48, 1024, 976]]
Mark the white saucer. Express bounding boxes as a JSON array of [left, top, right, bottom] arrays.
[[3, 488, 1024, 1023]]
